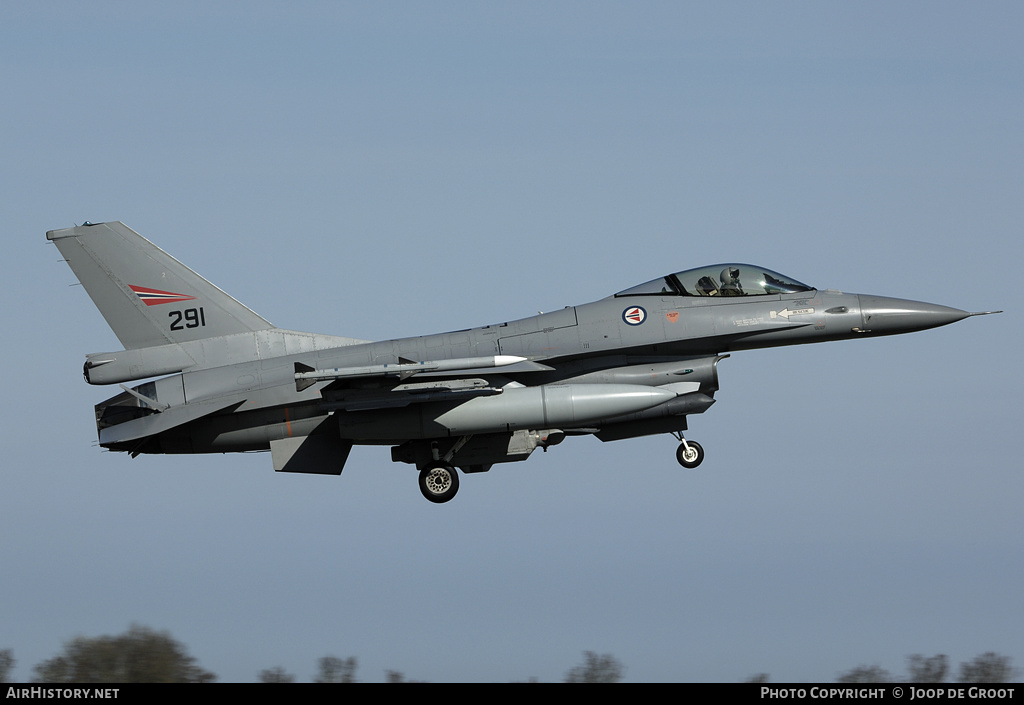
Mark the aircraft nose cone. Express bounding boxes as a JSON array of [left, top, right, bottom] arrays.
[[857, 295, 970, 335]]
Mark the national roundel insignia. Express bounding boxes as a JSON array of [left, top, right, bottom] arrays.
[[622, 306, 647, 326]]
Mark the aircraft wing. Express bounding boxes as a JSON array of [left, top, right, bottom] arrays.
[[295, 355, 556, 412], [321, 382, 506, 412], [294, 355, 551, 389]]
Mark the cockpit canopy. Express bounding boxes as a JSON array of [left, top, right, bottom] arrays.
[[615, 264, 814, 298]]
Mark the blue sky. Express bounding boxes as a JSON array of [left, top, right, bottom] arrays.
[[2, 2, 1021, 682]]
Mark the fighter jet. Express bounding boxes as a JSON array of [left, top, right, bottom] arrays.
[[48, 222, 999, 503]]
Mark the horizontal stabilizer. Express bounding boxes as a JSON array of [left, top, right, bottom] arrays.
[[99, 396, 246, 446]]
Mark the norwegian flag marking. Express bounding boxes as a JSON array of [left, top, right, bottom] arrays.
[[129, 285, 196, 306]]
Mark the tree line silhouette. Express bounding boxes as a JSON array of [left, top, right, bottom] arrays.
[[0, 625, 1017, 683]]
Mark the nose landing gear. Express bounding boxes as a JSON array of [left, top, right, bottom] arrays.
[[672, 432, 705, 469]]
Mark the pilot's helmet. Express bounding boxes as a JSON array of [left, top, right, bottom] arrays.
[[721, 267, 740, 285]]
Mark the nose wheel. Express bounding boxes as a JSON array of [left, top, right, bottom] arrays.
[[419, 462, 460, 503], [675, 439, 704, 469]]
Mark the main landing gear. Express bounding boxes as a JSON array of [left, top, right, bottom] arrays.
[[418, 462, 460, 504], [416, 436, 475, 504], [672, 432, 705, 469]]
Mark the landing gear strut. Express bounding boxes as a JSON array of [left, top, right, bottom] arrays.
[[419, 462, 460, 504]]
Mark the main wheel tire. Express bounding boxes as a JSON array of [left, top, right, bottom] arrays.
[[675, 440, 705, 469], [419, 462, 460, 503]]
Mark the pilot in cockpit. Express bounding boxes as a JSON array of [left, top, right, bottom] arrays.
[[720, 267, 744, 296]]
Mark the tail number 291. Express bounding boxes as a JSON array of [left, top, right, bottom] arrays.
[[169, 307, 206, 330]]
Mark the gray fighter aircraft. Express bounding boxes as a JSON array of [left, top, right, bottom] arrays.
[[49, 222, 998, 503]]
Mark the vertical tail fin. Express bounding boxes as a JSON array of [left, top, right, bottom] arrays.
[[48, 221, 275, 350]]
